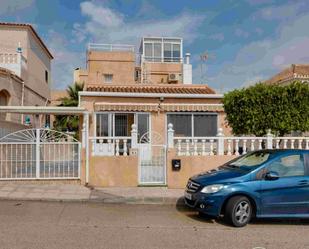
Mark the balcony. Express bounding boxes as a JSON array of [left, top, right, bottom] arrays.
[[0, 52, 27, 77]]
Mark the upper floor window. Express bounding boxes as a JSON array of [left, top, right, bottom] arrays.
[[164, 43, 180, 62], [142, 38, 182, 63], [104, 74, 113, 83], [45, 70, 48, 84]]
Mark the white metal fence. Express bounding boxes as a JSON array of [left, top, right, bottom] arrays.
[[139, 144, 166, 184], [0, 129, 80, 180]]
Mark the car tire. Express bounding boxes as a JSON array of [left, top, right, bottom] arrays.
[[224, 196, 252, 227]]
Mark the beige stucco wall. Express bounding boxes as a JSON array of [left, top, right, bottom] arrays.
[[0, 70, 23, 123], [89, 155, 138, 187], [143, 62, 183, 84], [87, 51, 135, 85], [167, 149, 237, 188], [0, 26, 51, 103], [81, 148, 236, 188]]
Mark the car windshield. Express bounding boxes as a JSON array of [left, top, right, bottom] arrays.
[[224, 151, 272, 170]]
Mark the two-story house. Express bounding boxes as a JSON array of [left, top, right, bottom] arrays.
[[0, 22, 53, 131], [76, 37, 228, 187]]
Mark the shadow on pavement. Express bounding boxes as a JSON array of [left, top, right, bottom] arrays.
[[175, 197, 217, 224]]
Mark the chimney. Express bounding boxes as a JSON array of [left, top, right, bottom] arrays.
[[185, 53, 190, 64]]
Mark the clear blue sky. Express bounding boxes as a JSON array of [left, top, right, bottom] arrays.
[[1, 0, 309, 92]]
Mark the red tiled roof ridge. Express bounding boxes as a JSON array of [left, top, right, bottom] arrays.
[[85, 83, 216, 94], [265, 64, 309, 84], [0, 22, 53, 59]]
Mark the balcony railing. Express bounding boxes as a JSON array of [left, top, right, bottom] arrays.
[[88, 43, 135, 52], [167, 124, 309, 156], [141, 55, 183, 63]]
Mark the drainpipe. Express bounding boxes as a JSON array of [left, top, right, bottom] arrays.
[[21, 81, 25, 124]]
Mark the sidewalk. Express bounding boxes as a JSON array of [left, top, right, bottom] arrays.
[[0, 182, 185, 205]]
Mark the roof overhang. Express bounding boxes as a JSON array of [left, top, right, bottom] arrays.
[[0, 106, 87, 115], [94, 102, 224, 112], [79, 91, 223, 99]]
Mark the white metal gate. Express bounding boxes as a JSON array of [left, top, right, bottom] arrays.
[[0, 129, 80, 180], [138, 132, 166, 185]]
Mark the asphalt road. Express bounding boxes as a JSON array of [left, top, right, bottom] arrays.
[[0, 200, 308, 249]]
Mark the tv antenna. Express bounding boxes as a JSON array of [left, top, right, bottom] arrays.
[[199, 51, 215, 84]]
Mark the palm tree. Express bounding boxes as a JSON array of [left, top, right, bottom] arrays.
[[53, 82, 84, 137]]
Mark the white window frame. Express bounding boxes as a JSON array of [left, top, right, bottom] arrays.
[[94, 112, 151, 143], [166, 112, 219, 139], [103, 74, 113, 83], [142, 37, 183, 63]]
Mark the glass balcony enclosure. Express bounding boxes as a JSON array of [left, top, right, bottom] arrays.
[[140, 37, 183, 63]]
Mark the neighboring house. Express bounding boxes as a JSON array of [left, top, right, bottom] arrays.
[[265, 64, 309, 85], [77, 36, 229, 187], [0, 22, 53, 129]]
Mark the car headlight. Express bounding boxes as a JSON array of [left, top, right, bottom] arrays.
[[200, 184, 224, 194]]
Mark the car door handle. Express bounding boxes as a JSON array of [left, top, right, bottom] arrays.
[[298, 180, 309, 186]]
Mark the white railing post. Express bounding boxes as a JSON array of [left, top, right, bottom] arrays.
[[235, 139, 240, 156], [167, 123, 174, 149], [216, 128, 224, 155], [131, 124, 138, 149], [123, 139, 128, 156], [35, 128, 40, 178], [266, 129, 273, 149]]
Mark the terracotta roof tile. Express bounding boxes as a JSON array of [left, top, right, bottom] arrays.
[[85, 84, 216, 94], [265, 64, 309, 84]]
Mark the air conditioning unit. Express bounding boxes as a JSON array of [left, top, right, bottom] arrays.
[[168, 73, 180, 83]]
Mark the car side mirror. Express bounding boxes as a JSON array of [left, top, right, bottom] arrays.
[[265, 171, 279, 180]]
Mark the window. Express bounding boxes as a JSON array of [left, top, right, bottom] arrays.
[[45, 70, 48, 83], [267, 154, 305, 178], [137, 114, 150, 142], [167, 113, 217, 137], [104, 74, 113, 83], [229, 151, 271, 168], [194, 114, 217, 137], [95, 113, 149, 140], [114, 114, 134, 137], [167, 114, 192, 137], [163, 43, 172, 62], [96, 114, 109, 137], [164, 43, 181, 62], [143, 38, 182, 63]]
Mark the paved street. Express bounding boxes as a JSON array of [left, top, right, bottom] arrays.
[[0, 201, 308, 249]]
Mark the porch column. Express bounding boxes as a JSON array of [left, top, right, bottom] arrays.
[[167, 123, 174, 149], [131, 124, 138, 149], [216, 128, 225, 156]]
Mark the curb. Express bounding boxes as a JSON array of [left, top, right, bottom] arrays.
[[0, 196, 186, 206]]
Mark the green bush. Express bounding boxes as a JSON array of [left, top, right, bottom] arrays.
[[223, 81, 309, 136]]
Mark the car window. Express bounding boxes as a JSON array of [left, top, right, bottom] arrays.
[[230, 151, 271, 168], [267, 154, 305, 178]]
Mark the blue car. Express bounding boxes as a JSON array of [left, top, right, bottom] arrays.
[[184, 149, 309, 227]]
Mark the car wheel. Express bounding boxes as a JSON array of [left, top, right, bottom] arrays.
[[225, 196, 252, 227]]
